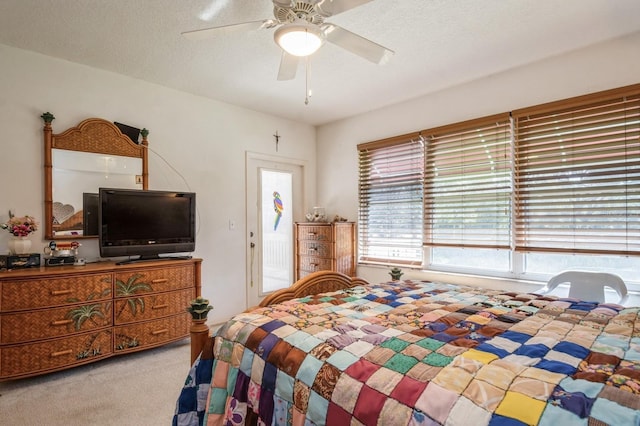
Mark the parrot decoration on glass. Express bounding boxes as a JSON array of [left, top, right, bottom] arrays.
[[273, 191, 284, 231]]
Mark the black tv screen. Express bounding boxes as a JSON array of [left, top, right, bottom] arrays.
[[99, 188, 196, 261]]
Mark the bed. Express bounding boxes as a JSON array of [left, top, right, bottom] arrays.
[[174, 271, 640, 425]]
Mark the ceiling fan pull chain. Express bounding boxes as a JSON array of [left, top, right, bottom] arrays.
[[305, 56, 311, 105]]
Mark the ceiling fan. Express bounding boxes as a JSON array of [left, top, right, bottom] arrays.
[[182, 0, 394, 81]]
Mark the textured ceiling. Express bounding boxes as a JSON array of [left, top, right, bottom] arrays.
[[1, 0, 639, 126]]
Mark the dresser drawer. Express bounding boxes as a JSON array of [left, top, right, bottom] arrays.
[[296, 224, 332, 242], [114, 288, 194, 325], [335, 254, 355, 277], [114, 265, 194, 296], [113, 313, 189, 353], [297, 256, 332, 273], [297, 240, 333, 258], [1, 273, 112, 311], [0, 330, 113, 379], [1, 302, 112, 344]]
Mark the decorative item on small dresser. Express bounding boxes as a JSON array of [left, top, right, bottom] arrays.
[[305, 207, 326, 222]]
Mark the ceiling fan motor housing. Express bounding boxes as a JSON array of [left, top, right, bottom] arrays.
[[273, 1, 327, 25]]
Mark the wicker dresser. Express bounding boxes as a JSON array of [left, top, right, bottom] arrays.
[[294, 222, 356, 280], [0, 258, 201, 380]]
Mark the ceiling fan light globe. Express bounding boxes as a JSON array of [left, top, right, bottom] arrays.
[[274, 23, 323, 57]]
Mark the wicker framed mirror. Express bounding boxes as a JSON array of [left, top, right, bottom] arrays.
[[42, 113, 149, 240]]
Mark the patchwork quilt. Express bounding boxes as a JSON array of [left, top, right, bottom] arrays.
[[173, 280, 640, 425]]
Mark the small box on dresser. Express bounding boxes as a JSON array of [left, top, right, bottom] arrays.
[[0, 253, 41, 270]]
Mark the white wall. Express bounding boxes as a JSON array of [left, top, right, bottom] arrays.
[[0, 44, 317, 324], [2, 30, 639, 321], [316, 31, 640, 284]]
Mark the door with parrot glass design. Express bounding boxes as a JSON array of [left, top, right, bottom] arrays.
[[246, 154, 304, 308]]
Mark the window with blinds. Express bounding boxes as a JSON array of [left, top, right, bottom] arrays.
[[358, 135, 424, 265], [424, 114, 512, 249], [513, 87, 640, 255], [357, 84, 640, 271]]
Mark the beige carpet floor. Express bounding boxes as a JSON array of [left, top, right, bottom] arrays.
[[0, 339, 191, 426]]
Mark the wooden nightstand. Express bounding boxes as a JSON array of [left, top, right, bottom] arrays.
[[294, 222, 355, 280]]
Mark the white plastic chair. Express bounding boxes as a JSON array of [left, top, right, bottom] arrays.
[[538, 271, 629, 305]]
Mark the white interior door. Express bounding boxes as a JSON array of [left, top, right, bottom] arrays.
[[246, 153, 304, 308]]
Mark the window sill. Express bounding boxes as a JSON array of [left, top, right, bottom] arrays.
[[356, 263, 639, 306]]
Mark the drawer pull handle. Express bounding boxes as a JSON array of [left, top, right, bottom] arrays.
[[51, 319, 73, 326], [51, 289, 73, 296], [307, 232, 317, 236], [152, 279, 168, 283], [152, 304, 168, 310], [151, 329, 169, 335], [51, 349, 73, 357]]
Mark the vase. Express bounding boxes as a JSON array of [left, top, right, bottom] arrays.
[[8, 237, 32, 255]]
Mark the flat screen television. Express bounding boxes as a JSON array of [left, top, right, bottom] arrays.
[[99, 188, 196, 263]]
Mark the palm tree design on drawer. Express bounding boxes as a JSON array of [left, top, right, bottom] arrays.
[[66, 303, 108, 330], [115, 273, 153, 319], [64, 287, 112, 331], [115, 333, 140, 351], [114, 273, 153, 352], [63, 286, 112, 360], [76, 330, 112, 360]]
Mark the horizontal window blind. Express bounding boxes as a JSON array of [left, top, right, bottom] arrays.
[[358, 134, 424, 265], [424, 114, 512, 249], [514, 87, 640, 255]]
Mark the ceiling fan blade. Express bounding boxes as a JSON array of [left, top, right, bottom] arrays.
[[323, 24, 394, 65], [272, 0, 295, 7], [316, 0, 374, 17], [181, 19, 274, 41], [277, 52, 299, 81]]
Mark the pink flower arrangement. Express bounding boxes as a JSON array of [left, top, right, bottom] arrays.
[[1, 215, 38, 237]]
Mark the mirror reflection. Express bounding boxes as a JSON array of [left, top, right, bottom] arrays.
[[52, 150, 143, 237]]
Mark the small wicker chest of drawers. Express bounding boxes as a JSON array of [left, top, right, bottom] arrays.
[[0, 258, 201, 380], [294, 222, 356, 280]]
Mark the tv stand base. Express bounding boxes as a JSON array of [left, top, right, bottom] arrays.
[[116, 255, 193, 266]]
